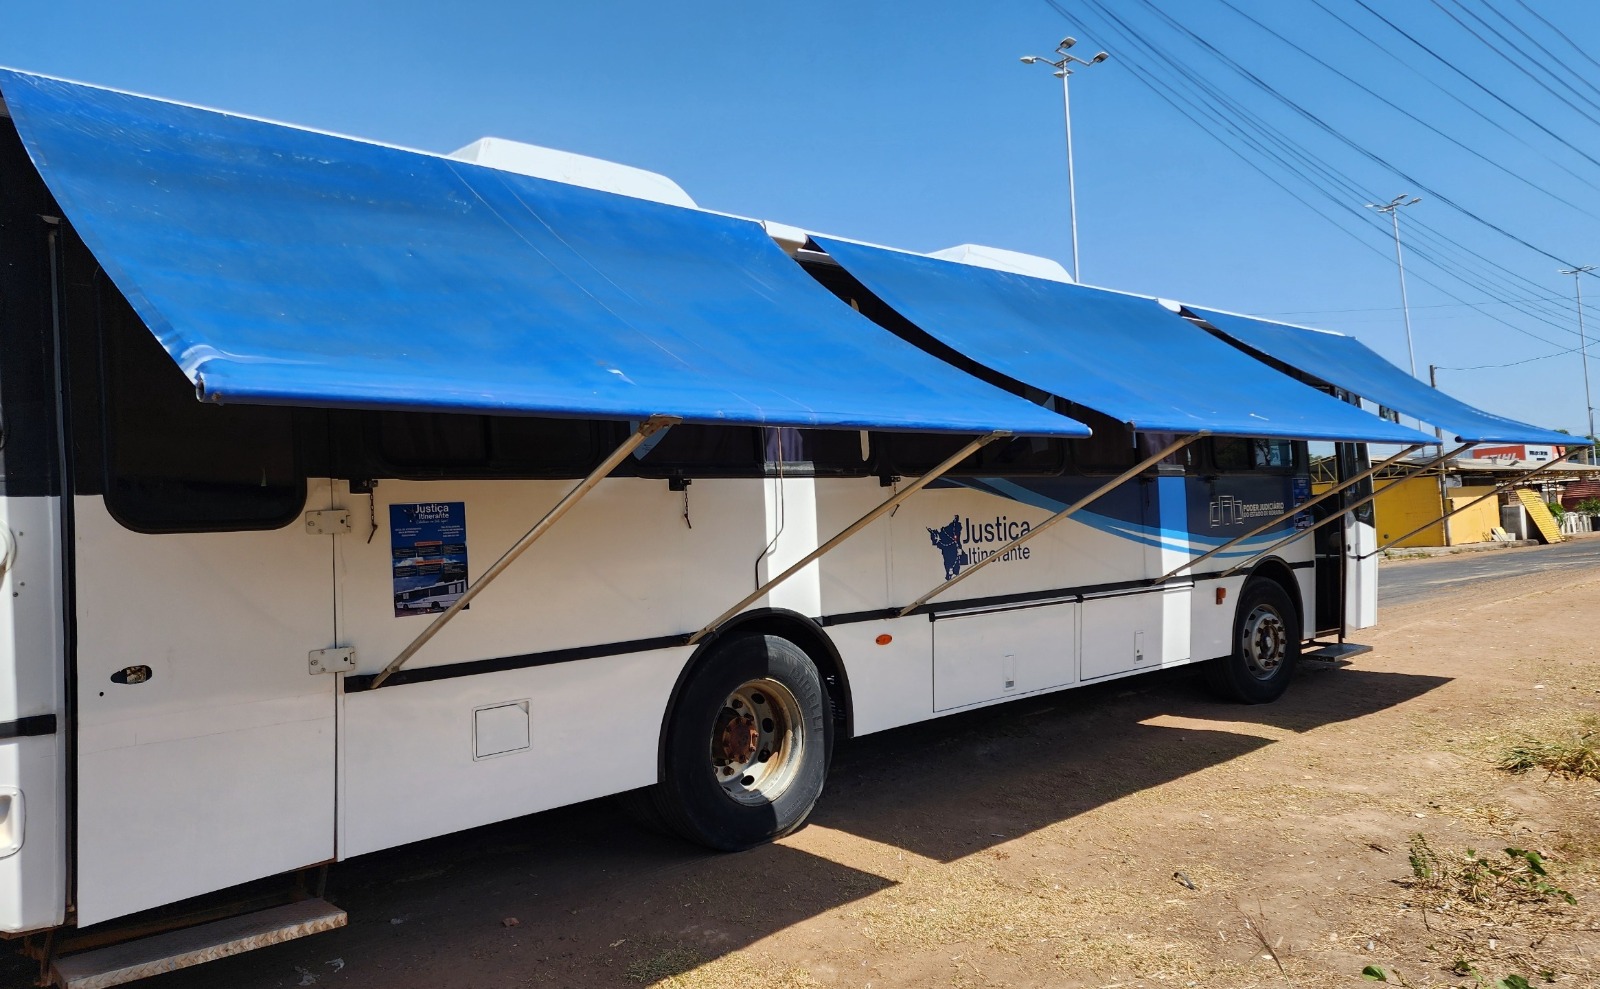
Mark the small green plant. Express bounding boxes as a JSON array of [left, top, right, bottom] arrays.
[[1574, 496, 1600, 515], [1363, 963, 1532, 988], [1545, 500, 1567, 522], [1405, 834, 1576, 908], [1499, 715, 1600, 781]]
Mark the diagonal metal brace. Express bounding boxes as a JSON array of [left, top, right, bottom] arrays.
[[1157, 443, 1427, 583], [1357, 452, 1574, 559], [370, 415, 681, 689], [688, 431, 1009, 645], [1216, 442, 1472, 579], [896, 431, 1207, 618]]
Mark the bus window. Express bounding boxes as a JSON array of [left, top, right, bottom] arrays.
[[762, 428, 870, 476], [370, 412, 609, 478], [874, 432, 1063, 477], [101, 294, 304, 532], [1210, 437, 1299, 474]]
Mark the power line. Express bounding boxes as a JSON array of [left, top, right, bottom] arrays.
[[1305, 0, 1597, 190], [1039, 0, 1590, 357], [1431, 0, 1600, 127], [1211, 0, 1600, 222], [1346, 0, 1600, 176]]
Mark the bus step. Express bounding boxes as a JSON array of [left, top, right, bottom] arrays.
[[52, 898, 346, 989], [1303, 641, 1373, 662]]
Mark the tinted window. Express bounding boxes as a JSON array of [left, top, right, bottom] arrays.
[[630, 424, 869, 477], [102, 295, 304, 532], [371, 412, 607, 478], [1211, 437, 1299, 473], [876, 432, 1064, 477]]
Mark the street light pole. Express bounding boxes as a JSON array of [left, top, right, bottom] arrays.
[[1022, 38, 1108, 284], [1365, 194, 1423, 378], [1558, 264, 1597, 459]]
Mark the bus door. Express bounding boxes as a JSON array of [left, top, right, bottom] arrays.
[[64, 236, 338, 927], [1310, 442, 1344, 636]]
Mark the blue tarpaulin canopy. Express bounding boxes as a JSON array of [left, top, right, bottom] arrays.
[[814, 238, 1434, 445], [1188, 307, 1571, 446], [0, 69, 1084, 438]]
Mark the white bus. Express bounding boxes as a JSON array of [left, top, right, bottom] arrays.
[[0, 71, 1569, 986]]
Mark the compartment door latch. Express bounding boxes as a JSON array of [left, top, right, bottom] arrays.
[[309, 647, 355, 675], [304, 510, 352, 536]]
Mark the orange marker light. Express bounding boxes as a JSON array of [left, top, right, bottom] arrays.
[[1216, 587, 1227, 605], [875, 634, 893, 646]]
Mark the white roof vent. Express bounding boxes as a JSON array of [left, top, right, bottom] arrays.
[[448, 137, 696, 208], [927, 243, 1073, 284]]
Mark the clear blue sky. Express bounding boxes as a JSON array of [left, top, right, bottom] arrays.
[[5, 1, 1597, 437]]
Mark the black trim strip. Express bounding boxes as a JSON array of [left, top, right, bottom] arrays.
[[342, 633, 691, 692], [342, 559, 1320, 692], [0, 714, 57, 739]]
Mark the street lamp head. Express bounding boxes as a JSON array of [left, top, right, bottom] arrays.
[[1405, 196, 1421, 206], [1020, 55, 1040, 64], [1059, 36, 1077, 50], [1091, 51, 1109, 63]]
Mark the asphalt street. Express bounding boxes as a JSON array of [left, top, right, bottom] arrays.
[[1378, 536, 1600, 608]]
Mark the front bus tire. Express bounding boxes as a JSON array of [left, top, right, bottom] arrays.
[[646, 634, 831, 851], [1207, 578, 1301, 704]]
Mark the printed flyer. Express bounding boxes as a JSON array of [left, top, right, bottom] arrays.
[[390, 502, 469, 617]]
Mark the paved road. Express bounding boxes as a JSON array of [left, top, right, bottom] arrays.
[[1379, 536, 1600, 607]]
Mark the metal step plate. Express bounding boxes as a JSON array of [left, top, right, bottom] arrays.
[[52, 898, 346, 989], [1303, 641, 1374, 662]]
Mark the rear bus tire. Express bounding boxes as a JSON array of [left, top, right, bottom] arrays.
[[647, 634, 831, 852], [1207, 578, 1300, 704]]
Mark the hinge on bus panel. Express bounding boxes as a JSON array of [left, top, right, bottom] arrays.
[[303, 510, 352, 536], [308, 647, 355, 675]]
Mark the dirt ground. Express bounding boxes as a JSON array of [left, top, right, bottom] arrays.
[[31, 558, 1600, 989]]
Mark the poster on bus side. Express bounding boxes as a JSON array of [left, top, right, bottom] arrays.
[[390, 502, 469, 617]]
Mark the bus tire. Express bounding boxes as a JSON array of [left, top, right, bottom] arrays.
[[650, 634, 831, 852], [1207, 579, 1300, 704]]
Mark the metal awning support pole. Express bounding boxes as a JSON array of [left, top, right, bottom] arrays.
[[896, 431, 1206, 618], [1217, 442, 1472, 579], [687, 430, 1010, 645], [1358, 453, 1573, 560], [1156, 443, 1426, 582], [371, 415, 681, 689]]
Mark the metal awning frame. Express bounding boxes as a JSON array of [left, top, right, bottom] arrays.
[[1156, 443, 1427, 583], [1357, 452, 1575, 560], [371, 415, 681, 689], [687, 430, 1011, 645], [1214, 443, 1474, 579], [895, 431, 1207, 617]]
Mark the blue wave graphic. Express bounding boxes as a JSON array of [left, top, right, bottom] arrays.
[[950, 477, 1305, 558]]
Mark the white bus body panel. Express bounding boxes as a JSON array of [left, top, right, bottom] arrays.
[[1346, 516, 1379, 630], [335, 474, 892, 858], [0, 497, 67, 933], [72, 485, 338, 926]]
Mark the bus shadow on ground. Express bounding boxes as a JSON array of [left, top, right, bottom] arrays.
[[815, 664, 1452, 863], [128, 666, 1449, 988]]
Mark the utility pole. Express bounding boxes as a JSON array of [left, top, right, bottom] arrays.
[[1366, 195, 1423, 378], [1021, 38, 1108, 284], [1558, 264, 1596, 463]]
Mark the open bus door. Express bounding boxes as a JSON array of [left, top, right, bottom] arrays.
[[1312, 442, 1376, 638]]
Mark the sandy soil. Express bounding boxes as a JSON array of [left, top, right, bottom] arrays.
[[32, 561, 1600, 989]]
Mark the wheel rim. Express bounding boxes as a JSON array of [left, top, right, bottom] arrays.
[[709, 677, 805, 805], [1240, 604, 1288, 681]]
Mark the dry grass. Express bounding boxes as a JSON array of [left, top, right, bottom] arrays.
[[1498, 714, 1600, 781], [626, 945, 823, 988]]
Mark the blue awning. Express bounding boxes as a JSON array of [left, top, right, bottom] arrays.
[[0, 70, 1084, 439], [1188, 307, 1571, 446], [814, 238, 1434, 445]]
